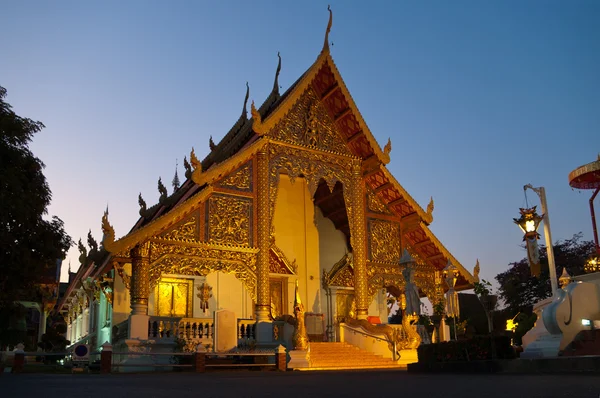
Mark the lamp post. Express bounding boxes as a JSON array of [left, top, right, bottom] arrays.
[[520, 185, 559, 299]]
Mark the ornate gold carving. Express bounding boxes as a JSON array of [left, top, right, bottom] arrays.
[[148, 241, 258, 301], [384, 138, 392, 157], [270, 245, 297, 275], [256, 148, 271, 317], [348, 160, 369, 319], [102, 186, 214, 255], [160, 216, 197, 241], [113, 261, 131, 290], [196, 282, 213, 313], [366, 190, 391, 215], [219, 163, 252, 191], [251, 100, 268, 136], [426, 196, 434, 218], [323, 253, 354, 288], [369, 219, 401, 263], [131, 242, 151, 308], [207, 195, 252, 246], [269, 88, 351, 156]]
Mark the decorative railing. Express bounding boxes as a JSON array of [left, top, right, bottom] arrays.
[[237, 319, 256, 347], [148, 317, 214, 347]]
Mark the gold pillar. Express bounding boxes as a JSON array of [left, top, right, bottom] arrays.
[[350, 160, 369, 320], [255, 147, 271, 321], [130, 241, 150, 315]]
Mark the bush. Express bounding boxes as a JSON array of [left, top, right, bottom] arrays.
[[417, 336, 515, 363]]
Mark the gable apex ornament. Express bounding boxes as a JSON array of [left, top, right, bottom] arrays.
[[322, 5, 333, 54]]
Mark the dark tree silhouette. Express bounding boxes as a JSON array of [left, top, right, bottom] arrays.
[[0, 86, 72, 346]]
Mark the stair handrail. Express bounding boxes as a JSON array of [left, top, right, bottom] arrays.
[[343, 318, 398, 361], [342, 322, 397, 361]]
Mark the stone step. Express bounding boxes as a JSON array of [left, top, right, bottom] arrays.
[[304, 342, 399, 370]]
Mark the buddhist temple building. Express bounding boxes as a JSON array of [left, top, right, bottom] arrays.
[[56, 9, 479, 368]]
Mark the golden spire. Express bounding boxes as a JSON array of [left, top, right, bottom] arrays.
[[322, 5, 333, 53]]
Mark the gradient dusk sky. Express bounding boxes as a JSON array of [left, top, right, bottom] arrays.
[[1, 1, 599, 286]]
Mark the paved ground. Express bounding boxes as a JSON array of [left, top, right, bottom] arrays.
[[2, 370, 600, 398]]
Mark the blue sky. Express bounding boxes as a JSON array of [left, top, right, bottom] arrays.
[[1, 1, 599, 286]]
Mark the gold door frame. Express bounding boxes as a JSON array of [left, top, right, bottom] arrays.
[[155, 277, 194, 317]]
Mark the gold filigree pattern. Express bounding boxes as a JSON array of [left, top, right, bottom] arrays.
[[160, 216, 197, 241], [131, 242, 151, 308], [269, 87, 352, 156], [256, 148, 271, 316], [113, 261, 131, 290], [368, 219, 401, 263], [366, 190, 391, 215], [349, 161, 369, 319], [323, 253, 354, 288], [270, 245, 297, 275], [148, 241, 258, 301], [219, 163, 252, 191], [207, 195, 252, 246]]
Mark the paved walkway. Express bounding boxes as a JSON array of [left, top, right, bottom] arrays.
[[2, 370, 599, 397]]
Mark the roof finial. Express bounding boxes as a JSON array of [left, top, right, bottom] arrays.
[[273, 52, 282, 94], [322, 5, 333, 53], [172, 159, 180, 191], [242, 82, 249, 119]]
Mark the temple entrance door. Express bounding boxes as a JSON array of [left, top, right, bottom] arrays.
[[269, 278, 287, 319], [155, 277, 193, 317]]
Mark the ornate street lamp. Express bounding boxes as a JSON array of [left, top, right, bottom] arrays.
[[513, 206, 544, 238], [514, 185, 559, 299]]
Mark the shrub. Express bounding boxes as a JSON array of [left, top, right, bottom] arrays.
[[417, 336, 515, 363]]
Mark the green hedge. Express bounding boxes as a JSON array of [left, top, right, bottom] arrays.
[[417, 336, 516, 363]]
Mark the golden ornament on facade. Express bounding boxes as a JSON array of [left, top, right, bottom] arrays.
[[160, 216, 197, 241], [268, 88, 351, 156], [366, 190, 392, 215], [148, 241, 258, 301], [219, 163, 252, 191], [113, 261, 131, 290], [207, 195, 252, 246], [369, 219, 401, 264]]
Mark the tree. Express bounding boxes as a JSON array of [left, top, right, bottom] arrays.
[[0, 85, 72, 308], [495, 233, 595, 315]]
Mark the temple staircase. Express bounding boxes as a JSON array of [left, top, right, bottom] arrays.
[[302, 342, 404, 371]]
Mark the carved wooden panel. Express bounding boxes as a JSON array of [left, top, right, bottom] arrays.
[[217, 161, 253, 192], [368, 219, 401, 263], [206, 194, 252, 246], [269, 87, 352, 156]]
